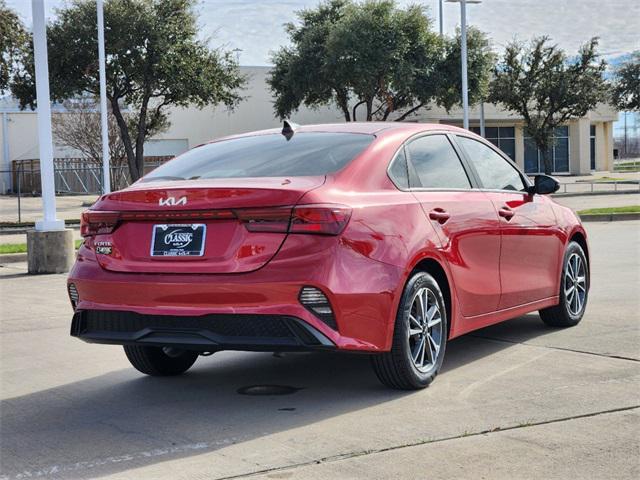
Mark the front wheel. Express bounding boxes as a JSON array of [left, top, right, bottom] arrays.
[[539, 241, 589, 327], [124, 345, 199, 376], [371, 271, 448, 390]]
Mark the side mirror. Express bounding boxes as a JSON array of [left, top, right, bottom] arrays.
[[531, 174, 560, 195]]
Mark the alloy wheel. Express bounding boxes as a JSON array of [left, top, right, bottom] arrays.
[[407, 287, 443, 372], [564, 252, 587, 316]]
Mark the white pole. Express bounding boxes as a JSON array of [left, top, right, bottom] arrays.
[[460, 0, 469, 130], [480, 101, 485, 137], [2, 112, 10, 192], [97, 0, 110, 194], [439, 0, 443, 36], [32, 0, 64, 231]]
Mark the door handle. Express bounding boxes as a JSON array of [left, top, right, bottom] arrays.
[[498, 206, 515, 220], [429, 208, 450, 224]]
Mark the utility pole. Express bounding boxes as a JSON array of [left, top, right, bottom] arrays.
[[31, 0, 63, 231], [447, 0, 482, 131], [97, 0, 110, 194], [28, 0, 74, 274]]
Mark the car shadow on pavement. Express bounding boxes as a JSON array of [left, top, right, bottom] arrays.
[[0, 313, 558, 479]]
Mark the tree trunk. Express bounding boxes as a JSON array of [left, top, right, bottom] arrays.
[[334, 89, 351, 122], [352, 100, 365, 121], [110, 97, 138, 182], [365, 98, 373, 121], [134, 95, 150, 180], [539, 141, 553, 175]]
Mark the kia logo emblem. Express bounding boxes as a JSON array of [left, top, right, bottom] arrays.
[[159, 196, 187, 206]]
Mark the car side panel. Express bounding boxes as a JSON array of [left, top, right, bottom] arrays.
[[411, 190, 502, 317], [484, 191, 565, 309]]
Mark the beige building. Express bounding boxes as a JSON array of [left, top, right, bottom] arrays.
[[0, 66, 618, 193]]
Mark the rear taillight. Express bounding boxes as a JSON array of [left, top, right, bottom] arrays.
[[234, 207, 292, 233], [290, 205, 351, 235], [237, 205, 351, 235], [80, 211, 120, 237]]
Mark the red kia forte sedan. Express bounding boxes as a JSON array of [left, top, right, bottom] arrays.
[[68, 122, 589, 389]]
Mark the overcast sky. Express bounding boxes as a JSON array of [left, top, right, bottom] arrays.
[[7, 0, 640, 65]]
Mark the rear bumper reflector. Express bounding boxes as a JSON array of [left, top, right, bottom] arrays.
[[299, 286, 338, 330]]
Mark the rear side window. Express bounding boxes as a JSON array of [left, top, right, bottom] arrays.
[[388, 148, 409, 189], [142, 132, 375, 181], [457, 136, 526, 191], [405, 135, 471, 189]]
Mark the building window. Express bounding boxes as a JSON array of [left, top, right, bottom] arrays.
[[590, 125, 596, 170], [524, 126, 570, 174], [470, 126, 516, 161]]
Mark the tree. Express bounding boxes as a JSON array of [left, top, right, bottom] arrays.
[[611, 52, 639, 111], [268, 0, 493, 122], [435, 27, 494, 111], [489, 37, 608, 174], [0, 0, 29, 93], [52, 98, 132, 166], [11, 0, 245, 181]]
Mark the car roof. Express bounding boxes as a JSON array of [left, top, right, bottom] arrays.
[[203, 122, 469, 146], [292, 122, 468, 135]]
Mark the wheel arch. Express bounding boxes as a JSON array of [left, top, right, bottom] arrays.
[[569, 229, 589, 268], [411, 257, 454, 340]]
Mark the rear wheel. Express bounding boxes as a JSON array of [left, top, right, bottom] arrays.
[[539, 241, 588, 327], [124, 345, 199, 376], [371, 271, 447, 390]]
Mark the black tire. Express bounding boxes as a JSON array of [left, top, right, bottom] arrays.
[[123, 345, 199, 376], [371, 271, 448, 390], [539, 241, 589, 327]]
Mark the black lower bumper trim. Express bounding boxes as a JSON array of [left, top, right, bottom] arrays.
[[71, 310, 335, 352]]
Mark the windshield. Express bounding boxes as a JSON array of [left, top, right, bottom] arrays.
[[141, 132, 375, 182]]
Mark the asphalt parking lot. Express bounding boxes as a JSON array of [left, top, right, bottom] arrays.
[[0, 221, 638, 480]]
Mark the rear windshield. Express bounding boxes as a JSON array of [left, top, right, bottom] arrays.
[[141, 132, 374, 182]]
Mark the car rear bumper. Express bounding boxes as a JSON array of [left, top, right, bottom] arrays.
[[71, 310, 335, 352], [68, 235, 405, 352]]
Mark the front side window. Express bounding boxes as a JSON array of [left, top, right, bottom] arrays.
[[405, 135, 471, 189], [470, 126, 516, 161], [457, 136, 526, 192], [141, 132, 375, 182]]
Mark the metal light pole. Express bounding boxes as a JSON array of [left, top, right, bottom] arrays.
[[447, 0, 481, 131], [97, 0, 110, 194], [28, 0, 74, 274], [438, 0, 443, 36], [31, 0, 63, 231]]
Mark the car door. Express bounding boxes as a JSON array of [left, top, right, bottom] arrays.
[[405, 133, 502, 317], [455, 135, 564, 310]]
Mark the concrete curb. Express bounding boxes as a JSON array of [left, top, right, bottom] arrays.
[[0, 252, 27, 264], [578, 213, 640, 222], [0, 224, 80, 236]]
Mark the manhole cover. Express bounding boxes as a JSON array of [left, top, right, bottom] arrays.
[[237, 385, 301, 396]]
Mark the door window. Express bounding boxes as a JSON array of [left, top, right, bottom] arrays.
[[405, 135, 471, 189], [457, 136, 527, 192], [470, 126, 516, 161]]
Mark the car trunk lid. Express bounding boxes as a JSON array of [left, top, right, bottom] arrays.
[[87, 177, 324, 274]]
